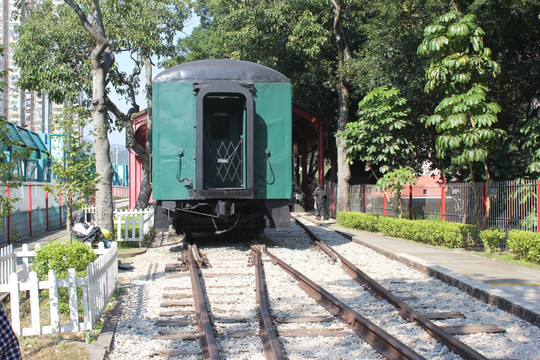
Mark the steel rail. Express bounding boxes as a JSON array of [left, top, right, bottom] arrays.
[[294, 218, 489, 360], [252, 247, 285, 360], [261, 245, 425, 360], [187, 245, 220, 360]]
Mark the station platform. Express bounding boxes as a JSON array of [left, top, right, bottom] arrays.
[[295, 212, 540, 327]]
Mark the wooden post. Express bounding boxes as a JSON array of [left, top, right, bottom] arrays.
[[29, 271, 41, 335], [48, 269, 60, 333], [9, 272, 21, 336], [67, 268, 79, 331], [384, 193, 387, 217]]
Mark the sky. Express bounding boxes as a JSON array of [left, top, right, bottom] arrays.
[[107, 13, 200, 146]]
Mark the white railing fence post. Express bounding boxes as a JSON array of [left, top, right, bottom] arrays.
[[48, 269, 60, 333], [29, 271, 41, 335], [9, 272, 21, 336]]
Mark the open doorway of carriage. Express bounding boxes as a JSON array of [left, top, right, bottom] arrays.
[[292, 104, 327, 211]]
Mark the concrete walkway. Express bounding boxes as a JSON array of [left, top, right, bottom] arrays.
[[10, 228, 70, 251], [296, 212, 540, 326]]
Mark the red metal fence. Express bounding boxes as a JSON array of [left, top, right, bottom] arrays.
[[345, 180, 539, 232]]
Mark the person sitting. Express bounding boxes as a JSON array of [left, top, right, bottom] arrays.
[[312, 183, 327, 221]]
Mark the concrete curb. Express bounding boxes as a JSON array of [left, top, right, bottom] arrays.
[[86, 298, 123, 360], [86, 280, 131, 360]]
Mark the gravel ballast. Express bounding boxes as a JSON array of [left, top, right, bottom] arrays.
[[107, 221, 540, 359]]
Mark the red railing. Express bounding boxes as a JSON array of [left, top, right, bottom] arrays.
[[346, 179, 539, 232]]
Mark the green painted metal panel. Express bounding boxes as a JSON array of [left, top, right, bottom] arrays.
[[253, 83, 292, 199], [152, 82, 196, 199], [153, 81, 292, 201]]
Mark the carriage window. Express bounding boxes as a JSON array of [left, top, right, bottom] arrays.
[[210, 112, 230, 140]]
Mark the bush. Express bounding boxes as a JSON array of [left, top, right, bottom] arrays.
[[33, 240, 98, 316], [337, 212, 379, 232], [337, 212, 480, 249], [480, 228, 506, 253], [34, 240, 97, 280], [507, 230, 540, 263]]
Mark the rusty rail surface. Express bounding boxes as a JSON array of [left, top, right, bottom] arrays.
[[294, 218, 488, 360], [252, 247, 285, 360], [187, 245, 220, 360], [261, 245, 425, 360]]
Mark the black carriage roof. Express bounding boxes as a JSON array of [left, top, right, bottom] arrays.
[[153, 59, 290, 84]]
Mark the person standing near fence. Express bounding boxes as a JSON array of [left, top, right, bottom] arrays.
[[313, 183, 327, 221], [0, 303, 21, 360]]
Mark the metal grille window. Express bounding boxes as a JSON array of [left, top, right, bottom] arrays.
[[204, 139, 243, 188]]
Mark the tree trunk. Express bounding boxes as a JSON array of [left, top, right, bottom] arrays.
[[135, 56, 153, 208], [92, 56, 114, 231], [331, 0, 352, 212], [64, 0, 115, 231]]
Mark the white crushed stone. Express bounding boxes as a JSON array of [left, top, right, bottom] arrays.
[[107, 222, 540, 360]]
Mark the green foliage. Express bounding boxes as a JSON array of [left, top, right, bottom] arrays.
[[336, 212, 378, 233], [43, 106, 100, 229], [375, 167, 417, 194], [0, 46, 30, 222], [418, 11, 506, 167], [521, 116, 540, 174], [426, 85, 506, 165], [14, 0, 190, 127], [339, 86, 414, 172], [479, 228, 506, 253], [337, 212, 480, 248], [374, 167, 417, 219], [507, 230, 540, 264], [418, 12, 500, 95], [34, 240, 97, 316], [33, 240, 97, 280]]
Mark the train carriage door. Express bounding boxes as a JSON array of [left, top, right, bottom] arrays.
[[203, 94, 245, 189], [196, 81, 254, 193]]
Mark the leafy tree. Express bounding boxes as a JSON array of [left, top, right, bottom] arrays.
[[0, 47, 29, 227], [14, 0, 190, 227], [418, 11, 506, 228], [347, 0, 450, 176], [338, 86, 414, 173], [374, 167, 417, 219], [44, 106, 100, 237], [177, 0, 369, 211]]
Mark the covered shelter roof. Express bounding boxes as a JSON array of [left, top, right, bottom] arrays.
[[2, 121, 48, 153]]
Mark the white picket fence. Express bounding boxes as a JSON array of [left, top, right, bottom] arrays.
[[1, 245, 16, 285], [82, 206, 154, 248], [0, 242, 118, 336]]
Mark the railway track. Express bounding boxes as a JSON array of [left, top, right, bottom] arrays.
[[108, 223, 539, 360]]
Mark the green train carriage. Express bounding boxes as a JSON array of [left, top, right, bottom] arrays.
[[152, 59, 292, 237]]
